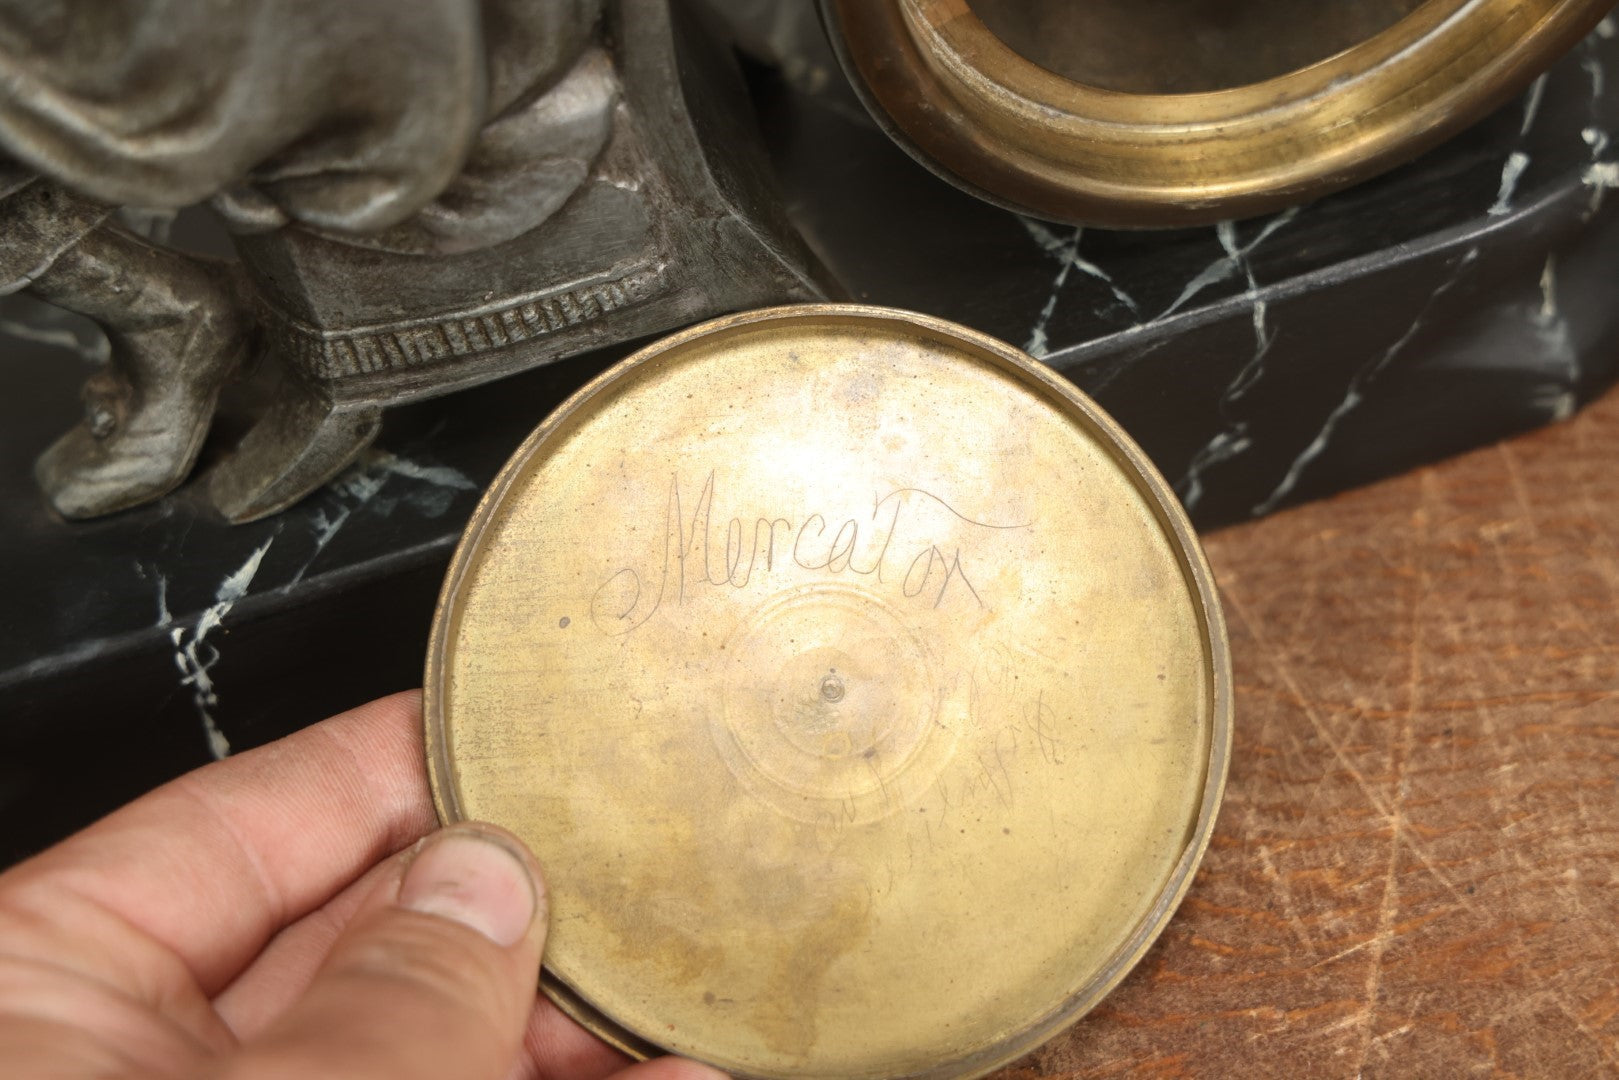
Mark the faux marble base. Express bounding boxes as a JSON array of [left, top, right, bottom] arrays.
[[1, 19, 1615, 862]]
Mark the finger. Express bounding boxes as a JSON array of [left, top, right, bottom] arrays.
[[223, 851, 629, 1074], [608, 1059, 730, 1080], [226, 823, 546, 1080], [217, 823, 729, 1080], [0, 873, 238, 1055], [0, 691, 435, 999], [213, 855, 404, 1035], [510, 1000, 634, 1080], [513, 1046, 730, 1080], [0, 953, 219, 1078]]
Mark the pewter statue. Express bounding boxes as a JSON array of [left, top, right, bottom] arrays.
[[0, 0, 828, 523]]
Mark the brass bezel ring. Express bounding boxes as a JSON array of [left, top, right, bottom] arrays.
[[820, 0, 1616, 226]]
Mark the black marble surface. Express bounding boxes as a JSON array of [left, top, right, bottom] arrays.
[[1, 16, 1616, 863]]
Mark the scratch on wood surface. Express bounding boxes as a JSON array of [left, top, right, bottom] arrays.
[[1555, 994, 1619, 1069], [1495, 441, 1540, 534], [1223, 588, 1468, 900], [1252, 843, 1321, 955], [1222, 588, 1386, 815], [1348, 481, 1428, 1076], [1006, 386, 1619, 1078]]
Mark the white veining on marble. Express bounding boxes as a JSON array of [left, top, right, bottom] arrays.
[[1060, 336, 1174, 397], [1532, 254, 1579, 422], [289, 469, 391, 587], [1578, 33, 1616, 214], [1023, 224, 1079, 357], [1173, 222, 1294, 510], [1253, 248, 1480, 518], [1175, 298, 1273, 511], [1022, 220, 1139, 357], [1582, 55, 1606, 100], [1157, 208, 1298, 323], [154, 567, 172, 626], [1583, 28, 1610, 104], [1586, 126, 1614, 159], [1586, 161, 1619, 212], [1486, 68, 1568, 218], [1520, 73, 1549, 137], [371, 449, 477, 493], [134, 561, 174, 628], [1539, 255, 1559, 324], [129, 446, 472, 753], [286, 448, 477, 586], [1489, 151, 1531, 216], [168, 538, 275, 760]]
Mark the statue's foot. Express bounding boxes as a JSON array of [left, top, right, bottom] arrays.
[[35, 270, 250, 518], [207, 387, 381, 524]]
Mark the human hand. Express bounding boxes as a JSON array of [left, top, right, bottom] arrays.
[[0, 691, 725, 1080]]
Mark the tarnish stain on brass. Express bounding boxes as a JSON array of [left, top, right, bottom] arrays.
[[754, 886, 873, 1058], [424, 305, 1232, 1080], [575, 850, 727, 987]]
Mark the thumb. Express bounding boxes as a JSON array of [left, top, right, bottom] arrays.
[[225, 822, 546, 1080]]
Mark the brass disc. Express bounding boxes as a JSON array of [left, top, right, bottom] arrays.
[[425, 305, 1231, 1079]]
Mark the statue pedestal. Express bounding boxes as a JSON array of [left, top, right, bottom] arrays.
[[213, 0, 829, 522], [1, 22, 1615, 863]]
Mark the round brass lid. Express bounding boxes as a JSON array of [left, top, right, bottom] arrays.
[[425, 306, 1231, 1079]]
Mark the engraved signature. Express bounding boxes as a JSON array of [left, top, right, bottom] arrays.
[[590, 471, 1028, 634]]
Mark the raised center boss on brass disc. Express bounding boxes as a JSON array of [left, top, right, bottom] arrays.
[[425, 305, 1232, 1080]]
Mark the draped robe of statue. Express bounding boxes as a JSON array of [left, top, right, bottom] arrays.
[[0, 0, 614, 516]]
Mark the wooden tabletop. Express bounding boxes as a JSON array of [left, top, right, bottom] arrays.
[[1006, 391, 1619, 1078]]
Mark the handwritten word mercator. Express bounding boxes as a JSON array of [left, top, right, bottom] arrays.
[[589, 471, 1028, 634]]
